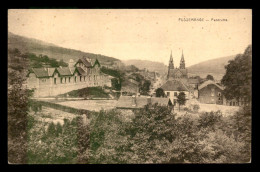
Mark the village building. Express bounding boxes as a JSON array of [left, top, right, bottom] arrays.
[[26, 57, 113, 97], [198, 80, 224, 104], [160, 80, 190, 106], [159, 50, 200, 105], [116, 96, 172, 109]]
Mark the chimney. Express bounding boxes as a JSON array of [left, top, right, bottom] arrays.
[[132, 95, 137, 107], [69, 59, 74, 68]]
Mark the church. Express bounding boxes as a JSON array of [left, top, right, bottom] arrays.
[[167, 50, 188, 82], [161, 50, 199, 105]]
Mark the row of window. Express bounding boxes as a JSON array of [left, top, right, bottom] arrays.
[[53, 75, 101, 84]]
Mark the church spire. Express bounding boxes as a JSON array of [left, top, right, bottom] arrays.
[[169, 50, 174, 69], [180, 49, 185, 69]]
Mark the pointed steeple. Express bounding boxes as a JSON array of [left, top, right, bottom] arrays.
[[180, 49, 185, 69], [169, 50, 174, 69]]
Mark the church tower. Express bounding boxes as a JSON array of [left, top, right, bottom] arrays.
[[168, 50, 174, 69], [179, 50, 185, 69], [167, 50, 174, 79]]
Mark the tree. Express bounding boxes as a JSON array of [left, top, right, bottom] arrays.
[[177, 92, 186, 111], [206, 74, 214, 81], [221, 45, 252, 104], [140, 80, 151, 95], [8, 69, 34, 163], [155, 88, 165, 97]]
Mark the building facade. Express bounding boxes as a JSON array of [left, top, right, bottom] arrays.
[[26, 57, 112, 97], [161, 80, 190, 106], [198, 80, 224, 104]]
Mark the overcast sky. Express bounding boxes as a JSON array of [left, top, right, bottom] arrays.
[[8, 9, 252, 67]]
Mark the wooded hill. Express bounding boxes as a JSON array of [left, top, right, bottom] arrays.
[[8, 32, 120, 64]]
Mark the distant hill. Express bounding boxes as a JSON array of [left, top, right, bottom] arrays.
[[187, 55, 236, 81], [8, 32, 120, 64], [123, 59, 168, 75]]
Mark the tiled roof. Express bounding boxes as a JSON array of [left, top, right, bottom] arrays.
[[150, 97, 171, 106], [31, 68, 56, 78], [161, 80, 189, 91], [77, 58, 92, 67], [198, 80, 224, 90], [76, 67, 88, 76], [56, 67, 73, 76], [93, 59, 101, 67]]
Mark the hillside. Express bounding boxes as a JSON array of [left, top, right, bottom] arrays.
[[123, 59, 168, 75], [187, 55, 236, 81], [8, 32, 120, 64]]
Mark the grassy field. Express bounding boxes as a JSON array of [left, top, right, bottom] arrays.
[[57, 87, 110, 99], [56, 100, 118, 112]]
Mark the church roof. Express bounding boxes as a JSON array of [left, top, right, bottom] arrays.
[[161, 79, 189, 92]]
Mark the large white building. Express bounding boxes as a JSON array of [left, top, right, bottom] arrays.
[[26, 57, 113, 97]]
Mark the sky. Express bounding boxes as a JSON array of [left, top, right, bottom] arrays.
[[8, 9, 252, 67]]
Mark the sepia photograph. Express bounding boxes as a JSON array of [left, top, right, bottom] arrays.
[[7, 9, 252, 164]]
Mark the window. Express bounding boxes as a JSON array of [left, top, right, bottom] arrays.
[[54, 78, 56, 84], [167, 92, 170, 96], [60, 78, 63, 83], [230, 102, 232, 106], [75, 76, 77, 82], [65, 77, 66, 83], [174, 92, 177, 96], [84, 76, 86, 81], [218, 97, 221, 101], [80, 76, 82, 82], [233, 102, 235, 106], [69, 77, 71, 83], [211, 98, 214, 102], [218, 92, 221, 97]]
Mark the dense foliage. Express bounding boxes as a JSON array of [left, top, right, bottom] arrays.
[[26, 104, 251, 164], [155, 88, 165, 97], [8, 69, 34, 163], [221, 45, 252, 103], [206, 74, 214, 81], [8, 48, 68, 68], [177, 92, 186, 111]]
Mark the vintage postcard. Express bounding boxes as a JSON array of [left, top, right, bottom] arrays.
[[8, 9, 252, 164]]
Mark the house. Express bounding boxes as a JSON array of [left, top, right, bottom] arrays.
[[26, 57, 113, 97], [116, 96, 172, 109], [198, 80, 224, 104], [160, 79, 190, 106]]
